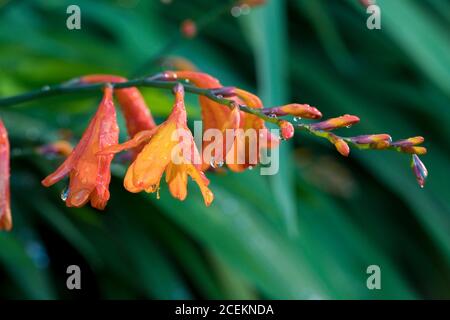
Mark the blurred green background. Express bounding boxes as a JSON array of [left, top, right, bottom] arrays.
[[0, 0, 449, 299]]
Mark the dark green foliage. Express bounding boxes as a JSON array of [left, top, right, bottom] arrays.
[[0, 0, 448, 299]]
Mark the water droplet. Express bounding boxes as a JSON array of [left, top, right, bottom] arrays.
[[240, 4, 251, 15], [248, 166, 253, 170], [293, 117, 302, 122], [210, 157, 216, 168], [420, 185, 424, 189], [156, 187, 161, 199], [216, 160, 224, 168], [184, 79, 190, 83], [231, 6, 241, 17], [268, 114, 277, 119], [345, 125, 352, 128], [217, 94, 223, 99], [41, 85, 50, 91], [61, 186, 69, 201]]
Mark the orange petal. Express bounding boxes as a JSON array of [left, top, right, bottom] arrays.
[[165, 163, 188, 201]]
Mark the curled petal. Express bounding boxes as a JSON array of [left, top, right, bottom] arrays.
[[98, 129, 158, 156]]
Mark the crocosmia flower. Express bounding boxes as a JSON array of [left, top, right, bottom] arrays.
[[42, 86, 119, 209], [80, 75, 156, 139], [226, 88, 279, 172], [0, 119, 11, 231], [104, 84, 214, 206]]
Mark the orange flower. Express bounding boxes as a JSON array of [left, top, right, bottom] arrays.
[[162, 71, 242, 170], [0, 119, 11, 231], [102, 84, 214, 206], [226, 88, 279, 172], [42, 86, 119, 209], [80, 75, 156, 139]]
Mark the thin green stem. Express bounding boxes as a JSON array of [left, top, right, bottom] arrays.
[[0, 76, 281, 126]]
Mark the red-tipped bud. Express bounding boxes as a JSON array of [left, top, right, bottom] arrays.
[[391, 136, 424, 147], [279, 121, 294, 140], [262, 103, 322, 119], [181, 19, 197, 38], [310, 114, 360, 131], [411, 154, 428, 188], [333, 138, 350, 157]]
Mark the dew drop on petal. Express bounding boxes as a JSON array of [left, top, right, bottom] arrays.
[[210, 157, 216, 168], [61, 186, 69, 201]]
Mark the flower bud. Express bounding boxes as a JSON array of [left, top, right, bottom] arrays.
[[334, 138, 350, 157], [411, 154, 428, 188], [401, 146, 427, 155], [262, 103, 322, 119], [279, 121, 294, 140], [349, 134, 392, 145], [371, 140, 391, 150], [310, 114, 360, 131], [181, 19, 197, 38], [391, 136, 424, 147]]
